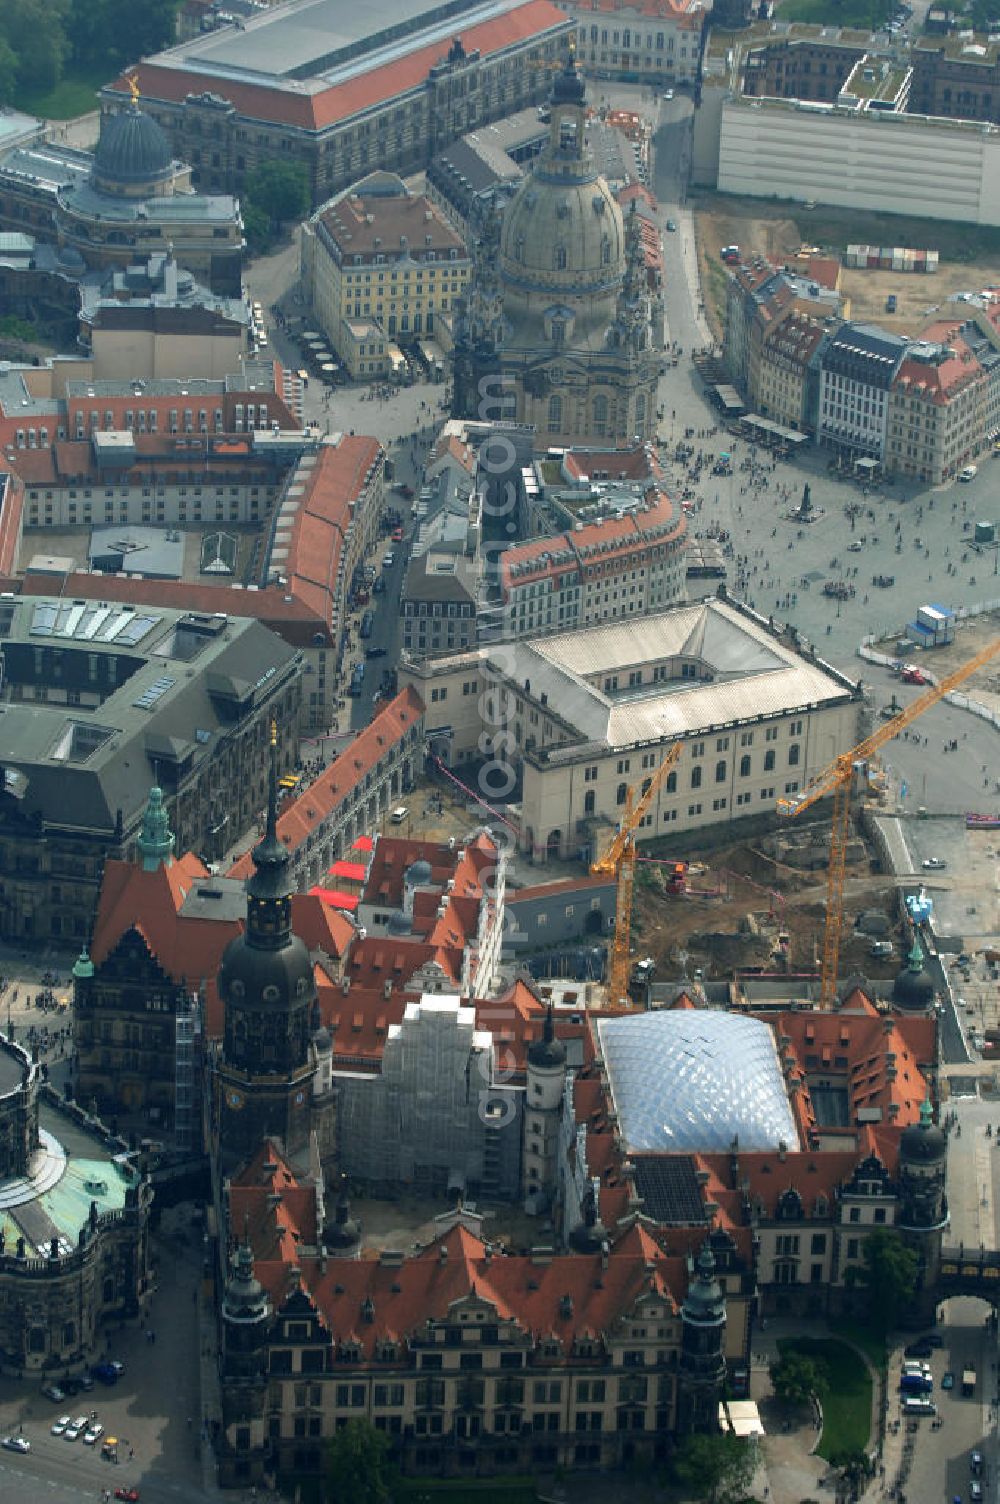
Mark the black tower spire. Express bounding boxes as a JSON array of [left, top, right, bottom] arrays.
[[245, 722, 292, 950]]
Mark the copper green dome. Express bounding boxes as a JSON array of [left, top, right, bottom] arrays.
[[892, 939, 934, 1010], [93, 105, 173, 192]]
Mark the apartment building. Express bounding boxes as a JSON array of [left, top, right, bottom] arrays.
[[754, 311, 827, 434], [0, 595, 301, 944], [887, 328, 989, 483], [724, 256, 841, 397], [817, 322, 910, 465], [568, 0, 708, 87], [301, 174, 472, 379]]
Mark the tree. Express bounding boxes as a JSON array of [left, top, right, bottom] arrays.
[[0, 0, 68, 93], [855, 1229, 918, 1333], [325, 1418, 393, 1504], [244, 158, 311, 231], [769, 1350, 828, 1407], [68, 0, 178, 68], [0, 35, 17, 105], [673, 1431, 758, 1504], [241, 200, 271, 254]]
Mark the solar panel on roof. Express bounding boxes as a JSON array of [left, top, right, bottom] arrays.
[[116, 614, 159, 646], [29, 603, 57, 636]]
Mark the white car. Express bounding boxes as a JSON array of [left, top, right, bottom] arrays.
[[2, 1435, 30, 1453], [383, 551, 395, 567], [83, 1422, 104, 1446], [50, 1414, 71, 1436], [959, 464, 978, 481], [922, 856, 946, 870], [63, 1415, 88, 1441], [662, 89, 674, 100], [847, 540, 864, 552]]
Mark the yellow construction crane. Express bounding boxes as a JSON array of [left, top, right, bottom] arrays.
[[591, 742, 684, 1009], [778, 636, 1000, 1008]]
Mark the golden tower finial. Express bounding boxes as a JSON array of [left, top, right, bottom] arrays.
[[270, 718, 277, 748], [128, 73, 140, 104]]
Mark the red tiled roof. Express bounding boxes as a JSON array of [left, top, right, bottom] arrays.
[[114, 0, 571, 133], [283, 435, 383, 620], [229, 1139, 319, 1262], [247, 1218, 680, 1357], [91, 851, 353, 1037], [573, 0, 704, 23], [227, 688, 424, 876], [894, 334, 984, 405], [500, 485, 684, 591], [18, 569, 334, 643], [0, 469, 24, 577]]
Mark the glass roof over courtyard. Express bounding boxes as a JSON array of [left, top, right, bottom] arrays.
[[597, 1009, 799, 1153]]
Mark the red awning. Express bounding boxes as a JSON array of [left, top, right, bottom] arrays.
[[308, 886, 360, 912], [328, 860, 366, 882], [352, 835, 374, 852]]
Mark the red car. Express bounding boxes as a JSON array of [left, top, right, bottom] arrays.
[[115, 1490, 140, 1503], [391, 527, 404, 542], [902, 667, 926, 685]]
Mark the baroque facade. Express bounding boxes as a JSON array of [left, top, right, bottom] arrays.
[[0, 1036, 152, 1373]]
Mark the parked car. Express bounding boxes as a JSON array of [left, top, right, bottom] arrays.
[[959, 464, 978, 481], [871, 940, 894, 958], [922, 857, 946, 870], [365, 646, 387, 659], [2, 1435, 30, 1453], [662, 89, 674, 100], [42, 1385, 66, 1403], [941, 1371, 955, 1389], [971, 1451, 984, 1473], [901, 1396, 936, 1415], [901, 667, 926, 685], [666, 219, 677, 232], [115, 1489, 141, 1503], [383, 551, 395, 567], [83, 1422, 104, 1446], [91, 1362, 119, 1385], [904, 1340, 934, 1358], [392, 526, 404, 542], [51, 1415, 71, 1436], [971, 1483, 984, 1502], [64, 1415, 89, 1441]]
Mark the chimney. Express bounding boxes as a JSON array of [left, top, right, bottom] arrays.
[[531, 1247, 554, 1266], [342, 977, 351, 995], [439, 1244, 448, 1263], [778, 1140, 787, 1163]]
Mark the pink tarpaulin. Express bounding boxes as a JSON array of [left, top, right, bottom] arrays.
[[328, 860, 366, 881], [308, 886, 360, 912]]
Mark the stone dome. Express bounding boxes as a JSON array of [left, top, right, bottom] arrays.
[[892, 940, 934, 1010], [93, 106, 173, 193], [386, 909, 411, 936], [405, 859, 433, 886], [499, 170, 625, 296], [901, 1099, 946, 1163], [498, 57, 625, 311]]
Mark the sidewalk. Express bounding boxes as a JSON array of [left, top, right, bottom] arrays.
[[747, 1315, 886, 1504]]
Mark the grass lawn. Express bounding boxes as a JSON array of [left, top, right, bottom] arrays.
[[778, 1336, 872, 1462], [837, 1318, 888, 1374], [778, 0, 891, 25], [15, 63, 108, 121]]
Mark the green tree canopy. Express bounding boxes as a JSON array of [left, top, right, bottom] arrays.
[[325, 1417, 393, 1504], [769, 1350, 828, 1407], [855, 1229, 918, 1333], [244, 158, 311, 231], [0, 35, 18, 105], [67, 0, 178, 67], [673, 1431, 758, 1504], [0, 0, 68, 93]]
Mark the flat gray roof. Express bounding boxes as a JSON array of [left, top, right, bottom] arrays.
[[155, 0, 536, 85]]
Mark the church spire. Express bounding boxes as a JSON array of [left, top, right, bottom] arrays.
[[245, 722, 292, 950], [137, 785, 174, 871]]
